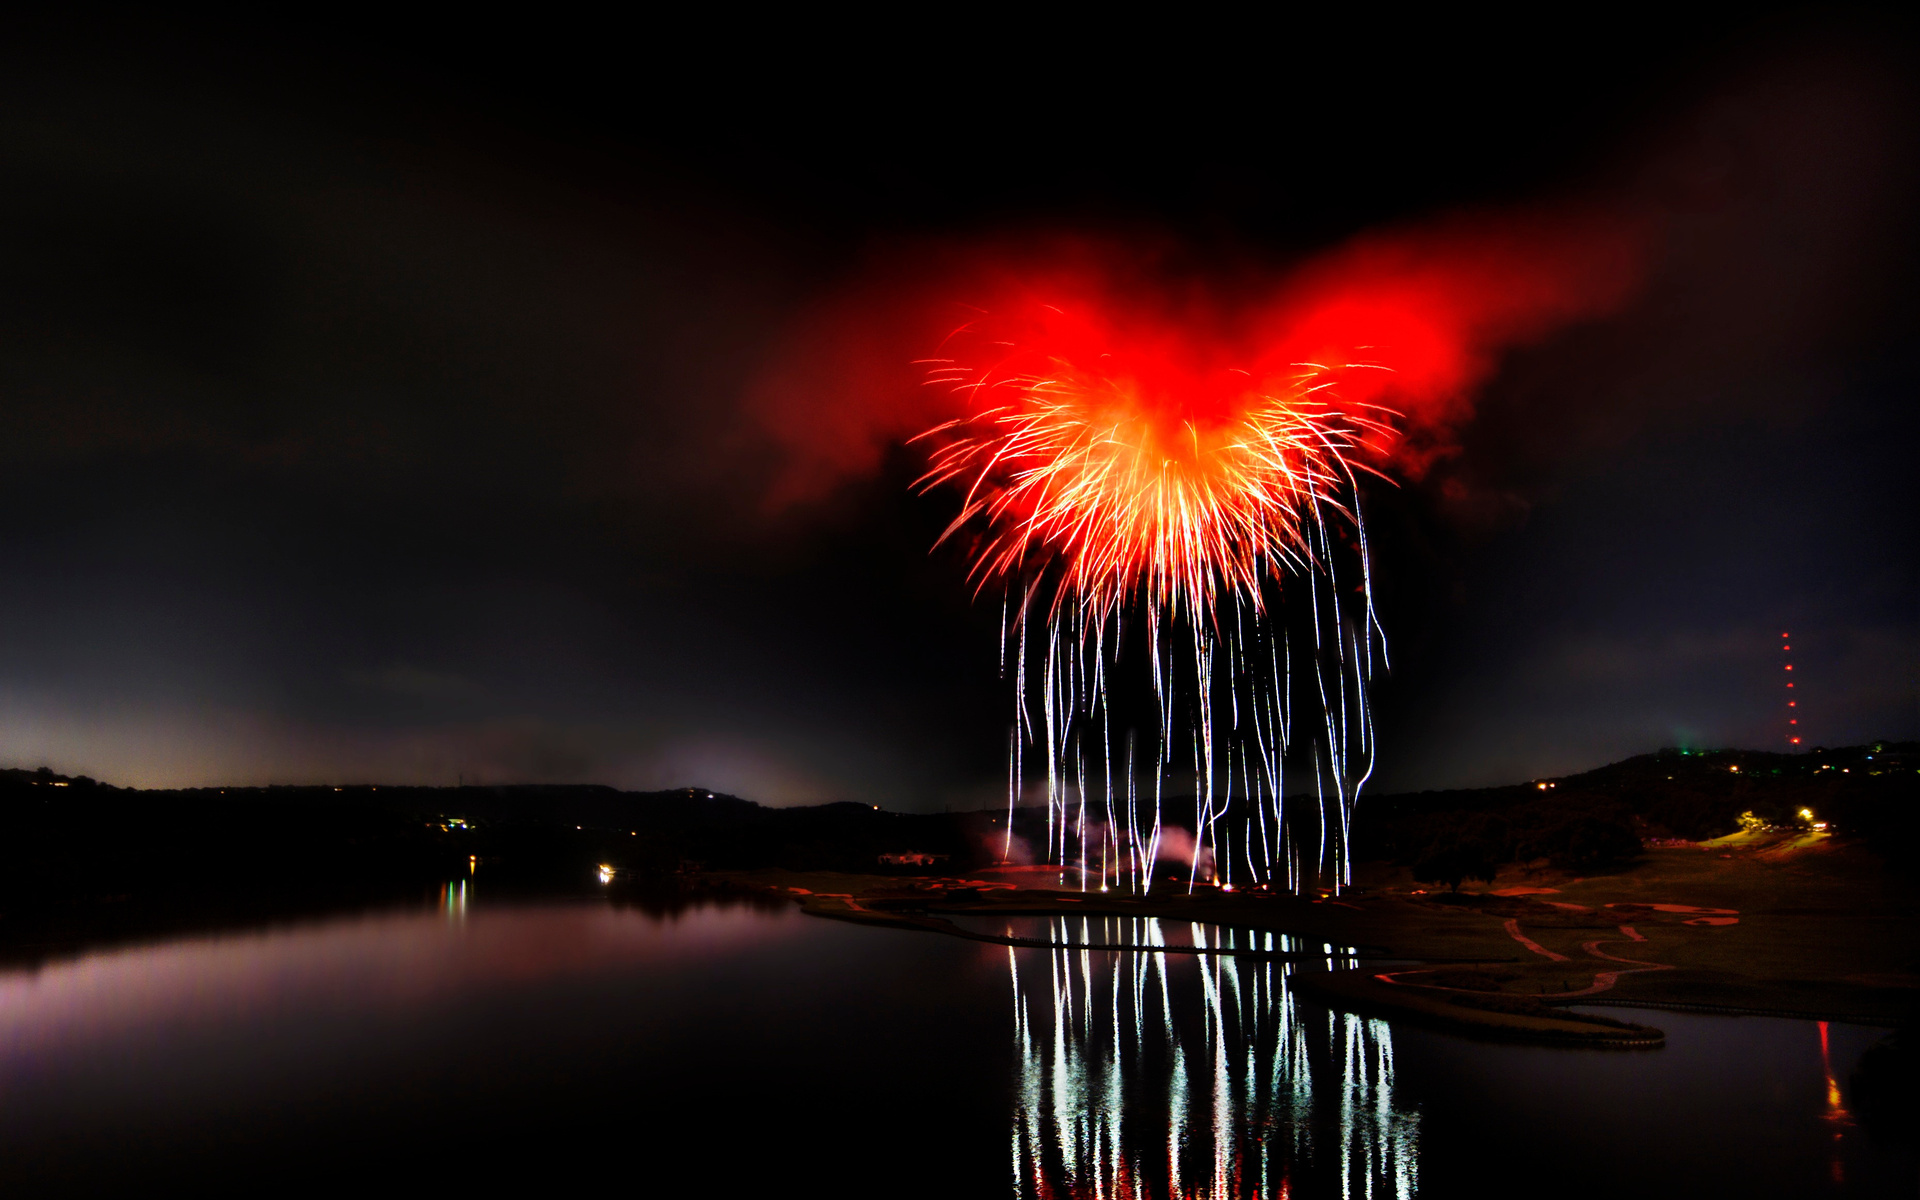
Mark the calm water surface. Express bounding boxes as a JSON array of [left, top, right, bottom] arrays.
[[0, 896, 1909, 1196]]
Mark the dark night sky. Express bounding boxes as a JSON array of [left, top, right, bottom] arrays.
[[0, 11, 1914, 806]]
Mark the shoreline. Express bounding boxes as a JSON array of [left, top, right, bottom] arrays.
[[719, 843, 1919, 1042], [0, 843, 1908, 1045]]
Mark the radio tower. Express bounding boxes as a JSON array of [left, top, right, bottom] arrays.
[[1782, 631, 1800, 747]]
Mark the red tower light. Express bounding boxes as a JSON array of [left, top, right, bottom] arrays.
[[1782, 633, 1799, 747]]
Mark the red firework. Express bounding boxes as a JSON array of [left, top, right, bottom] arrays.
[[915, 300, 1396, 623]]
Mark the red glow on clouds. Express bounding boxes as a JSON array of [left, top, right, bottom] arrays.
[[747, 210, 1644, 509], [1246, 212, 1645, 473]]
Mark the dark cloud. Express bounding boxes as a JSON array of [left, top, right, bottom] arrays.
[[1357, 31, 1920, 788], [0, 12, 1914, 804]]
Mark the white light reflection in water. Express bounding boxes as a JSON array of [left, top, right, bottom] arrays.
[[440, 880, 468, 921], [1008, 917, 1418, 1199]]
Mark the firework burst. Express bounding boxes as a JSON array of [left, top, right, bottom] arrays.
[[832, 221, 1646, 894], [916, 300, 1394, 894], [918, 311, 1397, 624]]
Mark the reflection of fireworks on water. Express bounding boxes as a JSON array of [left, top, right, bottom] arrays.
[[917, 302, 1392, 893], [1007, 916, 1418, 1198]]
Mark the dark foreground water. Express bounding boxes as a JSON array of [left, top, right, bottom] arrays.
[[0, 895, 1910, 1196]]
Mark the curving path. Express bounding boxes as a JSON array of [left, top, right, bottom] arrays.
[[1375, 900, 1739, 999]]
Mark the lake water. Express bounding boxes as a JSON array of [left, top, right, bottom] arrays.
[[0, 894, 1910, 1196]]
